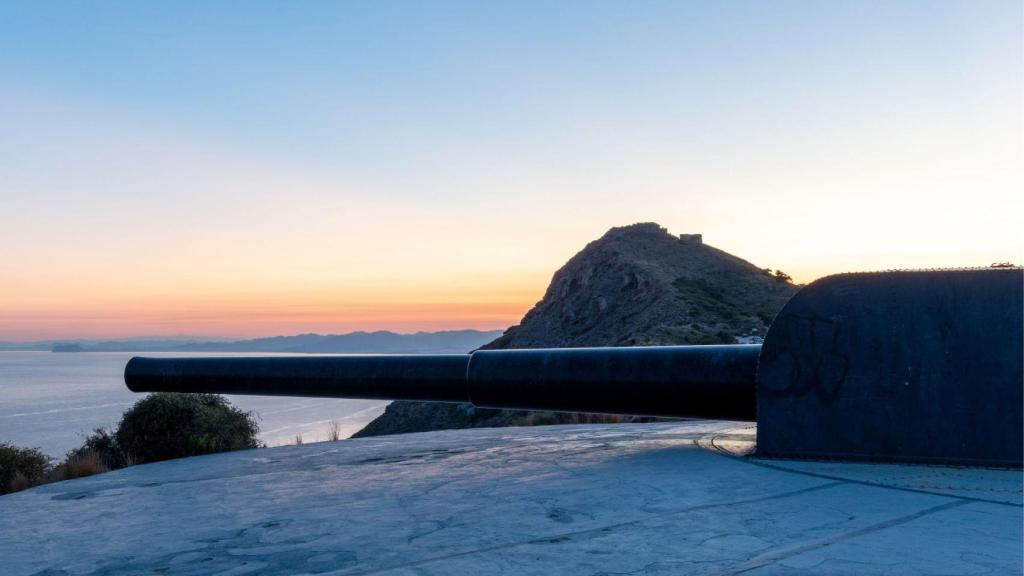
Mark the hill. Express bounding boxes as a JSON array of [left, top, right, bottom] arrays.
[[354, 223, 798, 437]]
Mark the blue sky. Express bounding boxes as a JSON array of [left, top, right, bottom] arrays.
[[1, 1, 1021, 338], [6, 2, 1015, 184]]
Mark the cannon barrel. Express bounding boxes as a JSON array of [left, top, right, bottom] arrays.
[[125, 344, 761, 420], [126, 354, 470, 402]]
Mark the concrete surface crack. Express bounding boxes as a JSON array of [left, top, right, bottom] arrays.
[[711, 499, 971, 575]]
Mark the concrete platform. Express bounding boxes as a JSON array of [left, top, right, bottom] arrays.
[[1, 421, 1020, 575]]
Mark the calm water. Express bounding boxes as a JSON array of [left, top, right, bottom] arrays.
[[0, 351, 387, 457]]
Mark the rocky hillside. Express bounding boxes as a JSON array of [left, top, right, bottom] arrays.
[[353, 223, 798, 437]]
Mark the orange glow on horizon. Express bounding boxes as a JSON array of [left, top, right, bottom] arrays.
[[0, 299, 538, 340], [3, 241, 1021, 341], [0, 275, 550, 340]]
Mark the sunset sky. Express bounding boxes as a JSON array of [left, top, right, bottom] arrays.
[[1, 1, 1021, 340]]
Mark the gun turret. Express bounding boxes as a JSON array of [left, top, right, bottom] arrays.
[[126, 269, 1023, 467]]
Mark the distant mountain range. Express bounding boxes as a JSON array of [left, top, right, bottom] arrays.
[[0, 330, 504, 354]]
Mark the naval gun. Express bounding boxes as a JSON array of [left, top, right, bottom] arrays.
[[126, 269, 1023, 467]]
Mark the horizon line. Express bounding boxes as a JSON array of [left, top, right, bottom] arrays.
[[0, 327, 510, 345]]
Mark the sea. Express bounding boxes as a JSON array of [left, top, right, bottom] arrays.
[[0, 351, 388, 457]]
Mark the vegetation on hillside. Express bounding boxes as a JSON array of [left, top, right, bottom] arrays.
[[0, 392, 261, 495], [0, 443, 50, 494]]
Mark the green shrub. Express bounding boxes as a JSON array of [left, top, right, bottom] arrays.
[[1, 394, 260, 492], [69, 427, 124, 470], [773, 270, 793, 283], [0, 443, 50, 494], [115, 393, 261, 465]]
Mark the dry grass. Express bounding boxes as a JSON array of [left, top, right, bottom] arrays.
[[578, 413, 629, 424], [524, 411, 630, 426], [326, 421, 342, 442], [120, 451, 138, 468], [8, 472, 34, 493], [61, 450, 110, 480], [524, 412, 561, 426]]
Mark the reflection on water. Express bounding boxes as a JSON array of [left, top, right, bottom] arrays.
[[0, 351, 387, 456]]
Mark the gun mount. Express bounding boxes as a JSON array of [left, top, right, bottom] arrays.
[[126, 269, 1023, 467]]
